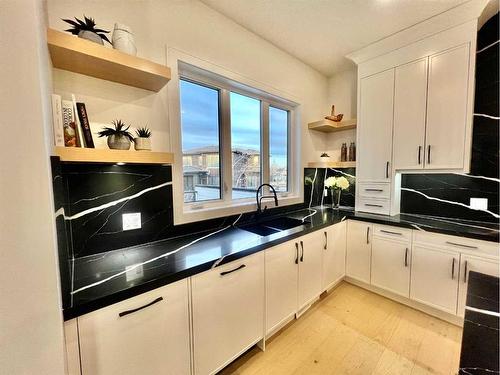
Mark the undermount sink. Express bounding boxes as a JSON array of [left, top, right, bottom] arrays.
[[241, 216, 310, 236]]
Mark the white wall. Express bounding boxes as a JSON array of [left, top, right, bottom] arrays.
[[0, 0, 66, 374], [47, 0, 329, 190], [324, 68, 358, 161]]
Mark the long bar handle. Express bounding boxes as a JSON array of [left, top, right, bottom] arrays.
[[418, 146, 422, 165], [365, 188, 383, 192], [404, 248, 409, 267], [445, 241, 478, 249], [451, 258, 456, 280], [366, 227, 370, 244], [427, 145, 431, 164], [464, 261, 468, 283], [220, 264, 246, 276], [380, 229, 403, 236], [300, 241, 304, 262], [295, 242, 299, 264], [365, 203, 383, 208], [324, 231, 328, 250], [386, 161, 390, 178], [119, 297, 163, 317]]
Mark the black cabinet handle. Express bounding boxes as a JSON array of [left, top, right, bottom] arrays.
[[404, 248, 408, 267], [119, 297, 163, 317], [464, 261, 468, 283], [365, 188, 383, 192], [324, 231, 328, 250], [418, 146, 422, 165], [451, 258, 456, 280], [445, 241, 478, 249], [427, 145, 431, 164], [366, 227, 370, 244], [380, 230, 403, 236], [365, 203, 383, 208], [300, 241, 304, 262], [385, 161, 389, 178], [295, 242, 299, 264], [220, 264, 246, 276]]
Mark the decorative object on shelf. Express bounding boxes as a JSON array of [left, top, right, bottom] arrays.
[[134, 126, 152, 151], [320, 152, 331, 161], [348, 142, 356, 161], [341, 143, 348, 162], [325, 105, 343, 122], [324, 176, 350, 209], [112, 23, 137, 56], [62, 15, 111, 45], [98, 120, 134, 150]]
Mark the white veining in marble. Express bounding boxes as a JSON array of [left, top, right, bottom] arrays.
[[404, 213, 500, 233], [401, 188, 500, 219], [465, 305, 500, 318], [329, 168, 356, 179], [453, 173, 500, 183], [476, 39, 499, 54], [308, 168, 318, 209], [474, 113, 500, 120]]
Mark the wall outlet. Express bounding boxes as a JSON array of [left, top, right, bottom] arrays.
[[122, 212, 141, 231], [126, 264, 144, 282], [470, 198, 488, 210]]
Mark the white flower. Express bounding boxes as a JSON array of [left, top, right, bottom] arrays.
[[324, 176, 337, 189], [337, 176, 350, 190]]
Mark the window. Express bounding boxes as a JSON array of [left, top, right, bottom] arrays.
[[179, 73, 293, 207]]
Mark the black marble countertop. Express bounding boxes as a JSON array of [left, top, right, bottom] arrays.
[[64, 207, 499, 320], [459, 271, 499, 375]]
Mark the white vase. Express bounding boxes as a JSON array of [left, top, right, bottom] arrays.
[[78, 30, 103, 45], [134, 137, 151, 151], [112, 23, 137, 56]]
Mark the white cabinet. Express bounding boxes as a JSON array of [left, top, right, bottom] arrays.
[[457, 255, 499, 317], [265, 240, 298, 335], [322, 221, 346, 291], [357, 69, 394, 183], [371, 226, 412, 297], [297, 231, 324, 310], [346, 220, 372, 284], [192, 252, 264, 375], [410, 245, 460, 314], [392, 58, 428, 170], [425, 44, 471, 169], [78, 279, 191, 375]]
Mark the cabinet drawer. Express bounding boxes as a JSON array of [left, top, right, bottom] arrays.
[[413, 231, 498, 258], [358, 183, 391, 199], [357, 197, 390, 215], [373, 224, 412, 242]]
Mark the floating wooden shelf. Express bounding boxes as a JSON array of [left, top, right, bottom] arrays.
[[47, 29, 171, 91], [308, 118, 356, 133], [308, 161, 356, 168], [55, 147, 174, 165]]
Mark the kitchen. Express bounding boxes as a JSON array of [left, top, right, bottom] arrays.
[[1, 0, 499, 374]]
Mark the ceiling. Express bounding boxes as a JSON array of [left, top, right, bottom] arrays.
[[200, 0, 470, 76]]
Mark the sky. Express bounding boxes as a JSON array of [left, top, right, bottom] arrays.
[[180, 79, 288, 165]]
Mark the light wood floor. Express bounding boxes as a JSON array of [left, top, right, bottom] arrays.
[[220, 282, 462, 375]]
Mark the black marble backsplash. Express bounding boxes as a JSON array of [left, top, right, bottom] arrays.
[[304, 167, 356, 208]]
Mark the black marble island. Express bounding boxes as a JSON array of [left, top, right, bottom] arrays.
[[459, 272, 499, 375]]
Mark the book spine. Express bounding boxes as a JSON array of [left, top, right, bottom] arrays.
[[51, 94, 64, 147], [61, 100, 77, 147], [76, 102, 95, 148], [71, 94, 85, 147]]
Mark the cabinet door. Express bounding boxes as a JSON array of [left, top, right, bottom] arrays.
[[266, 241, 298, 334], [346, 220, 372, 284], [371, 238, 411, 297], [78, 280, 190, 375], [457, 255, 499, 317], [425, 44, 470, 169], [393, 58, 428, 170], [192, 252, 264, 375], [357, 69, 395, 182], [410, 245, 459, 314], [322, 221, 346, 291], [297, 231, 324, 310]]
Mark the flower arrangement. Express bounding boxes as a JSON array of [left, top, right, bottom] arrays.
[[324, 176, 350, 209]]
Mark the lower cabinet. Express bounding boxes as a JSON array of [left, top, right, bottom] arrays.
[[78, 279, 191, 375], [191, 252, 264, 375], [322, 221, 347, 291], [297, 230, 324, 310], [457, 254, 499, 317], [346, 220, 372, 283], [265, 240, 298, 335], [410, 245, 460, 314], [371, 236, 411, 298]]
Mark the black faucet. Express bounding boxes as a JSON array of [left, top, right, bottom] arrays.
[[256, 184, 278, 214]]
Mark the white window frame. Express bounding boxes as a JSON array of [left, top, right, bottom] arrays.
[[168, 49, 302, 224]]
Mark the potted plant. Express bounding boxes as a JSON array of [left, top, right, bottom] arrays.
[[324, 176, 350, 209], [62, 16, 111, 45], [98, 120, 134, 150], [134, 127, 152, 151]]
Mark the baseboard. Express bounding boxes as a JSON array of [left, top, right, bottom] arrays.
[[344, 277, 464, 326]]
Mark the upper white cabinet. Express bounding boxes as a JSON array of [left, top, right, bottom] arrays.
[[192, 252, 264, 375], [425, 44, 471, 169], [392, 58, 428, 170], [322, 221, 347, 291], [357, 69, 395, 183], [346, 220, 372, 284], [78, 279, 191, 375]]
